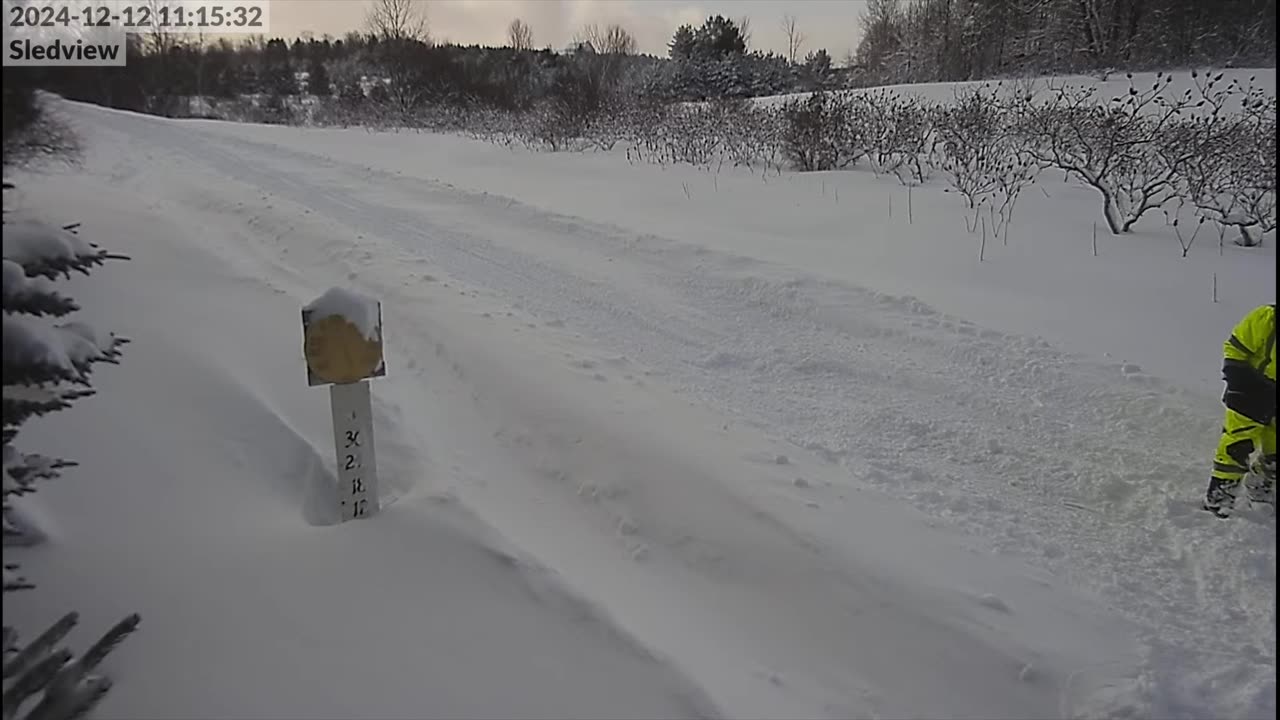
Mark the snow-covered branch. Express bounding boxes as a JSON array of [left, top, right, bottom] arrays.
[[2, 183, 139, 720]]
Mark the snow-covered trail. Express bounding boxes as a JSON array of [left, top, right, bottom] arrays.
[[5, 181, 718, 720], [37, 102, 1274, 717]]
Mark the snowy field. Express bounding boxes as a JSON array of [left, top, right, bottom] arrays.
[[755, 69, 1277, 110], [5, 69, 1276, 720]]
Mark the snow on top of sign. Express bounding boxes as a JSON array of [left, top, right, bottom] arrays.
[[304, 287, 380, 341], [1, 315, 114, 379], [2, 215, 97, 266]]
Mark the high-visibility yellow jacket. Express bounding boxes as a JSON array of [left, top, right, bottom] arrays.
[[1222, 303, 1276, 423]]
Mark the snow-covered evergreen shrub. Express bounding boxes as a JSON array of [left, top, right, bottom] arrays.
[[640, 53, 797, 103], [2, 182, 140, 720]]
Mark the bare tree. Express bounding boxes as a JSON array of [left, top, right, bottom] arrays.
[[782, 14, 806, 64], [144, 0, 178, 55], [364, 0, 430, 125], [855, 0, 902, 80], [577, 23, 636, 54], [736, 15, 753, 49], [365, 0, 429, 43], [182, 32, 210, 117], [507, 18, 533, 51], [566, 22, 635, 115]]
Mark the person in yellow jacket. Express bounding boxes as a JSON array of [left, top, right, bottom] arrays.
[[1204, 303, 1276, 517]]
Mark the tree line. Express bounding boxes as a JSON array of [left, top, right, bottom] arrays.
[[4, 1, 1272, 124], [854, 0, 1277, 86], [4, 13, 840, 121]]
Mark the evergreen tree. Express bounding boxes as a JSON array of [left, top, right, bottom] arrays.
[[338, 76, 366, 108], [236, 62, 261, 95], [306, 60, 331, 97], [261, 38, 295, 96], [694, 15, 748, 60], [2, 91, 139, 720], [2, 198, 142, 720], [668, 24, 696, 59], [1, 195, 139, 720], [805, 48, 835, 88]]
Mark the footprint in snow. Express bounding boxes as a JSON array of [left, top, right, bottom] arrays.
[[976, 593, 1013, 613]]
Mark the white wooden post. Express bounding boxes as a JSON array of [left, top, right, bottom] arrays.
[[301, 287, 387, 523], [331, 380, 379, 520]]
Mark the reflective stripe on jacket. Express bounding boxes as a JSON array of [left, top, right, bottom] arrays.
[[1224, 304, 1277, 383]]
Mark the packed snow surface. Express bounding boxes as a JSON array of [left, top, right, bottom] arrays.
[[6, 72, 1275, 720]]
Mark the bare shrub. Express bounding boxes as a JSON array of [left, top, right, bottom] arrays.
[[1018, 73, 1198, 235], [1170, 72, 1276, 247], [935, 86, 1004, 213], [860, 91, 936, 184], [780, 91, 860, 171]]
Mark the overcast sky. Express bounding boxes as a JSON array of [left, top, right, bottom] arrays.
[[268, 0, 868, 61]]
